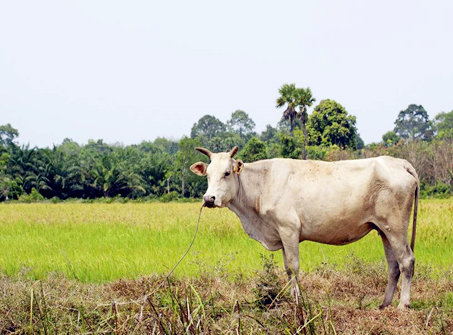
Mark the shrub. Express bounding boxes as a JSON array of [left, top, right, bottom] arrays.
[[18, 188, 44, 203], [420, 181, 452, 198], [160, 191, 180, 203], [240, 137, 268, 162], [306, 145, 328, 160]]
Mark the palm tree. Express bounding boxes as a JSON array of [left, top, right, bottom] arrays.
[[296, 88, 315, 160], [89, 150, 145, 198], [276, 83, 298, 133], [9, 145, 50, 194]]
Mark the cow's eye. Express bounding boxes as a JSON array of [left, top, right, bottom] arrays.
[[224, 171, 231, 177]]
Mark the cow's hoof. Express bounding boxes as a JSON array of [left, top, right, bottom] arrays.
[[397, 303, 410, 310], [292, 286, 300, 306], [379, 303, 389, 310]]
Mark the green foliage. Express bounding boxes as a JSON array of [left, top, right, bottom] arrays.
[[227, 110, 256, 140], [190, 115, 226, 145], [0, 123, 19, 147], [296, 88, 315, 123], [0, 126, 210, 200], [208, 132, 242, 152], [279, 133, 301, 159], [382, 130, 401, 147], [276, 83, 299, 133], [88, 148, 146, 198], [394, 104, 433, 141], [240, 137, 268, 162], [306, 145, 328, 160], [308, 99, 359, 149], [177, 137, 206, 197], [190, 114, 248, 152], [442, 291, 453, 309], [420, 181, 452, 198], [1, 98, 452, 203], [151, 137, 179, 155], [296, 87, 316, 159], [434, 110, 453, 140], [356, 134, 365, 149], [260, 124, 279, 144], [160, 191, 180, 202], [18, 187, 44, 202], [276, 83, 315, 158]]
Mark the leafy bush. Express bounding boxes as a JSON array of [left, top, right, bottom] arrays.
[[18, 188, 44, 203], [279, 133, 301, 159], [306, 145, 328, 160], [420, 181, 452, 198], [240, 137, 268, 162], [50, 196, 61, 203], [159, 191, 180, 203]]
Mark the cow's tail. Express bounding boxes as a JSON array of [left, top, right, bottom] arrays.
[[410, 183, 419, 252], [404, 161, 419, 252]]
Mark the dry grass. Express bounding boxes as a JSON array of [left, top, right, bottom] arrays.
[[0, 256, 452, 334]]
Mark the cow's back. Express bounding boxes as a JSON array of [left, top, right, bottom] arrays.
[[243, 156, 417, 245]]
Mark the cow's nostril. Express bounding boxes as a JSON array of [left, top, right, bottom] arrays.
[[203, 195, 216, 207]]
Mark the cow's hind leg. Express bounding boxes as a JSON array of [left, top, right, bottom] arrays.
[[374, 190, 415, 309], [388, 235, 415, 309], [376, 226, 415, 309], [379, 232, 400, 309]]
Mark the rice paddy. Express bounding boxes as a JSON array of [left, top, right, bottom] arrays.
[[0, 199, 451, 282]]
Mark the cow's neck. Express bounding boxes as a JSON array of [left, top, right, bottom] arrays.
[[226, 163, 281, 251], [228, 163, 262, 214]]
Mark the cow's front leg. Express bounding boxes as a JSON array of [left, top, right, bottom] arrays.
[[281, 233, 301, 305], [282, 247, 300, 304]]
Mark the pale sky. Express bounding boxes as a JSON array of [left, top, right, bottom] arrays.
[[1, 0, 452, 147]]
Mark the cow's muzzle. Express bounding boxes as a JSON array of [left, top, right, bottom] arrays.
[[203, 195, 215, 208]]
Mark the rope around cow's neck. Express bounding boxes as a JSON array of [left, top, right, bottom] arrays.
[[165, 203, 204, 279]]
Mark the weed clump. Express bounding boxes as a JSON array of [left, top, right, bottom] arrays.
[[253, 254, 284, 309]]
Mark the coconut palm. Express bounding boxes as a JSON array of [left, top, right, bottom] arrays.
[[276, 83, 298, 133], [296, 88, 316, 159]]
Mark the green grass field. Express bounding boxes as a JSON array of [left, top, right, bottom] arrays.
[[0, 199, 452, 282]]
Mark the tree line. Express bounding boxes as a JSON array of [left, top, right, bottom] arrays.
[[1, 84, 452, 201]]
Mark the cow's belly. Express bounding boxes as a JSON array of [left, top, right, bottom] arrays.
[[290, 180, 375, 245], [301, 219, 375, 245]]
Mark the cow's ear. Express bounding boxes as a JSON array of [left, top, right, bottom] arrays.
[[190, 162, 208, 176], [233, 159, 244, 175]]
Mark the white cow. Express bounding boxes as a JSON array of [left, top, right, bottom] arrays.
[[190, 146, 419, 309]]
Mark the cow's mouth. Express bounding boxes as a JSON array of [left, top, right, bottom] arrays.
[[203, 201, 215, 208], [203, 195, 217, 208]]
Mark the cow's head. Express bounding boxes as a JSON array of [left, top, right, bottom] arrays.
[[190, 147, 243, 208]]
